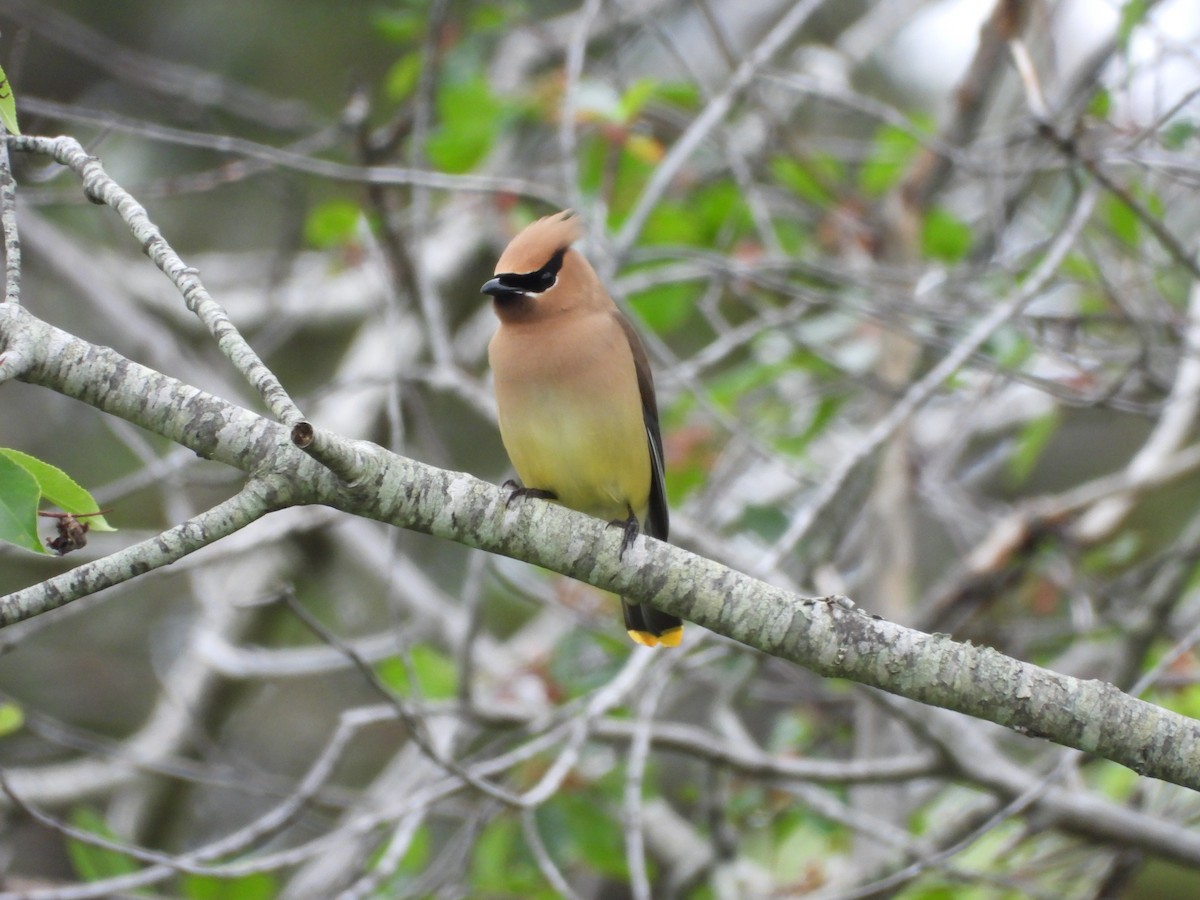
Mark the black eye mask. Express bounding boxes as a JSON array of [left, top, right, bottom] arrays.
[[492, 247, 566, 295]]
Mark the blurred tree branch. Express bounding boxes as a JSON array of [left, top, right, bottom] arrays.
[[3, 136, 1200, 800], [4, 1, 1200, 895]]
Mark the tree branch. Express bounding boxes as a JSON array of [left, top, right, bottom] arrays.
[[3, 300, 1200, 792]]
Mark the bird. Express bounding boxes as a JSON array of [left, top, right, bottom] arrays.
[[482, 209, 683, 647]]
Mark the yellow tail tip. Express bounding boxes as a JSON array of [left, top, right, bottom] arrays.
[[657, 626, 684, 647], [627, 626, 684, 648]]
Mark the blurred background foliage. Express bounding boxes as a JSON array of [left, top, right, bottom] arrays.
[[3, 0, 1200, 897]]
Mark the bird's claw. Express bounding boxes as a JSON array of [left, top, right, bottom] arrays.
[[609, 509, 640, 559], [504, 482, 557, 509]]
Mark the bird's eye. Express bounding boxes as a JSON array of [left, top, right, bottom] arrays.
[[497, 248, 567, 295]]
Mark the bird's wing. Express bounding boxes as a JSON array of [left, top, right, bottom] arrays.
[[614, 311, 669, 541]]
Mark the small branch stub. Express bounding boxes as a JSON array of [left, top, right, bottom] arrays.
[[291, 421, 314, 448]]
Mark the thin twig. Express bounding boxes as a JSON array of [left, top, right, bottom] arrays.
[[611, 0, 824, 262], [761, 183, 1100, 572]]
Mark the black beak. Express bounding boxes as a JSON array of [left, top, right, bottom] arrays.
[[480, 276, 506, 297]]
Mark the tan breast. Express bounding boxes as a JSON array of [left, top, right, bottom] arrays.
[[489, 310, 652, 522]]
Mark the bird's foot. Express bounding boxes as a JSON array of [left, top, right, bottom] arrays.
[[609, 508, 640, 559], [503, 481, 557, 509]]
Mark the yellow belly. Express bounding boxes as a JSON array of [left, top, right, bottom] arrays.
[[498, 388, 651, 521]]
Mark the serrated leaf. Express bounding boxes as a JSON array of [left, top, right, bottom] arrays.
[[0, 452, 44, 553], [0, 63, 18, 135], [0, 448, 115, 531]]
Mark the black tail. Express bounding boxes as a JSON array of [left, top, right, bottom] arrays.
[[623, 600, 683, 648]]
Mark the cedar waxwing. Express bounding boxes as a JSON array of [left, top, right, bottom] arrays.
[[482, 210, 683, 647]]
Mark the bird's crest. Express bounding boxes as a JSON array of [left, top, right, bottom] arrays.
[[494, 210, 581, 275]]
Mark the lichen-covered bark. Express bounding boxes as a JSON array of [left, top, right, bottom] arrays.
[[4, 302, 1200, 792]]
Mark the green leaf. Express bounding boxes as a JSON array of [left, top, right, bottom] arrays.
[[67, 808, 139, 882], [1163, 120, 1197, 150], [427, 77, 507, 173], [427, 125, 491, 173], [859, 124, 922, 196], [707, 349, 823, 414], [1144, 187, 1165, 219], [990, 327, 1033, 369], [771, 156, 841, 206], [0, 63, 18, 135], [617, 78, 659, 123], [304, 200, 362, 249], [694, 179, 750, 240], [548, 628, 626, 699], [0, 452, 43, 553], [1061, 252, 1099, 282], [654, 81, 701, 111], [1091, 759, 1138, 802], [541, 793, 627, 878], [0, 701, 24, 737], [360, 823, 431, 896], [643, 202, 703, 246], [780, 392, 846, 455], [385, 52, 424, 102], [471, 815, 541, 894], [0, 448, 115, 531], [627, 281, 696, 333], [182, 873, 277, 900], [374, 645, 457, 700], [1088, 87, 1111, 119], [922, 207, 972, 262], [740, 504, 789, 542], [1118, 0, 1149, 52], [1082, 530, 1142, 572], [1105, 194, 1139, 246], [1008, 411, 1060, 485], [372, 10, 425, 44], [1149, 679, 1200, 721], [469, 5, 510, 32]]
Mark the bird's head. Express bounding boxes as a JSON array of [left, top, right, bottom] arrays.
[[482, 210, 601, 320]]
